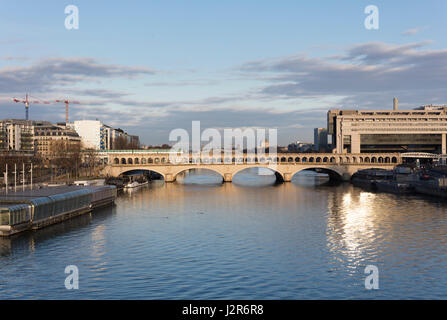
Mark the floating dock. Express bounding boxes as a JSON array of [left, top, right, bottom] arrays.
[[0, 185, 117, 237]]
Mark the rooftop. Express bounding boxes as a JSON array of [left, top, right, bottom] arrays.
[[0, 185, 109, 200]]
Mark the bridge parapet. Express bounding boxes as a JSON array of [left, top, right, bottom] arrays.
[[104, 152, 402, 166]]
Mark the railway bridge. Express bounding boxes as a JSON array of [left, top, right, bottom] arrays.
[[100, 151, 402, 183]]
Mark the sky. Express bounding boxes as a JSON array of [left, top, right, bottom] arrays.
[[1, 0, 447, 145]]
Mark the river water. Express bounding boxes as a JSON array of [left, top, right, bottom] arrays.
[[1, 169, 447, 299]]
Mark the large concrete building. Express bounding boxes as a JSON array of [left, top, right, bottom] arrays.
[[328, 100, 447, 154]]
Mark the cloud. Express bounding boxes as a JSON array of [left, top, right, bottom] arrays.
[[402, 26, 428, 36], [113, 107, 328, 145], [2, 41, 447, 145], [2, 56, 29, 62], [239, 41, 447, 108], [0, 96, 326, 145], [145, 79, 220, 87], [341, 41, 432, 64], [0, 57, 156, 94], [71, 88, 131, 99]]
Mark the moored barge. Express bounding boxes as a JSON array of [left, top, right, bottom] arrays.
[[0, 185, 116, 237]]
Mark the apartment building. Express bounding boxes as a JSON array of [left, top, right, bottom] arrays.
[[70, 120, 139, 150], [33, 122, 81, 159], [0, 119, 34, 152]]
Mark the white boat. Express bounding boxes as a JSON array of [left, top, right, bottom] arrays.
[[123, 180, 148, 189], [73, 179, 105, 186]]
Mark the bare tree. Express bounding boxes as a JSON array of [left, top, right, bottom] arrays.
[[49, 140, 82, 181], [83, 148, 99, 177]]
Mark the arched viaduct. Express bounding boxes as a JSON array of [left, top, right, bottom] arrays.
[[100, 152, 402, 183]]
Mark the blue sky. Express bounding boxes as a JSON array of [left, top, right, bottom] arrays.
[[1, 0, 447, 145]]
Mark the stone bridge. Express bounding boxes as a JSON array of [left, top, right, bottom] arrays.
[[100, 152, 402, 183]]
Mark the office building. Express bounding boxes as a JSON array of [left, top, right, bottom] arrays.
[[313, 128, 328, 152], [327, 99, 447, 154]]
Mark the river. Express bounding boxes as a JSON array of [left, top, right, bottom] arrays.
[[1, 169, 447, 299]]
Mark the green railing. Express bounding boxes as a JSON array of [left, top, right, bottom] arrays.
[[96, 149, 174, 153]]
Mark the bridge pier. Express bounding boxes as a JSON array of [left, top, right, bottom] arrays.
[[283, 173, 292, 182], [223, 173, 232, 183], [165, 173, 175, 183]]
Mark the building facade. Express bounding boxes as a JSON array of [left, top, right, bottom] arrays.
[[70, 120, 139, 150], [70, 120, 107, 150], [313, 128, 328, 152], [328, 104, 447, 154], [0, 119, 34, 152], [33, 122, 81, 159]]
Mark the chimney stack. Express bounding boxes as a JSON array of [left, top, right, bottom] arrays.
[[393, 97, 399, 110]]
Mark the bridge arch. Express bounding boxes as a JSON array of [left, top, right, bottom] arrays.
[[291, 166, 343, 182], [232, 165, 285, 183], [172, 167, 224, 183], [118, 168, 166, 181]]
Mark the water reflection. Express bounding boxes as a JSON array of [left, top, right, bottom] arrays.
[[0, 205, 116, 257], [326, 185, 447, 298], [177, 169, 223, 185], [327, 189, 380, 272], [233, 168, 277, 186]]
